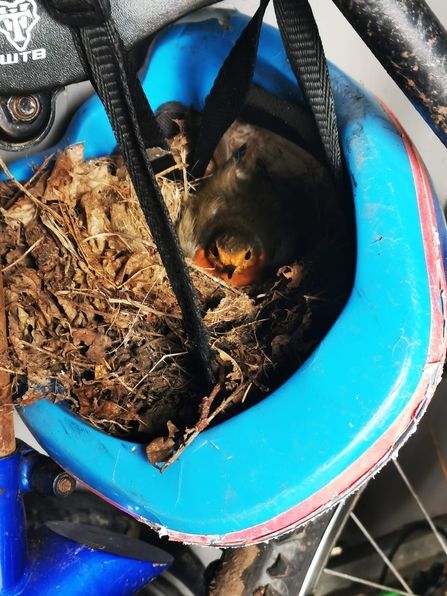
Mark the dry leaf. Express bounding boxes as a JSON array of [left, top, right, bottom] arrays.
[[146, 436, 175, 466], [277, 263, 305, 288], [1, 197, 36, 228]]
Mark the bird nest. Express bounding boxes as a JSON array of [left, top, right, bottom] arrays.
[[0, 121, 348, 469]]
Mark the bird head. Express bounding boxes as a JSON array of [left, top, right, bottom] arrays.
[[194, 228, 266, 286]]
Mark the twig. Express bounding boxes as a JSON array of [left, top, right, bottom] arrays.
[[0, 156, 64, 224], [206, 382, 247, 425], [0, 366, 17, 375], [241, 382, 253, 404], [108, 297, 182, 319], [87, 416, 132, 433], [196, 382, 223, 431], [26, 153, 56, 185], [160, 373, 224, 472], [303, 293, 327, 302], [19, 340, 62, 359], [156, 162, 186, 178], [56, 292, 181, 325], [4, 152, 55, 210], [3, 237, 44, 272], [118, 266, 157, 289], [82, 231, 153, 248], [0, 264, 14, 456], [106, 373, 135, 394], [148, 351, 189, 375]]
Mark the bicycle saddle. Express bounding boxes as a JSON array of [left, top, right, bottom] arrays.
[[0, 0, 213, 94]]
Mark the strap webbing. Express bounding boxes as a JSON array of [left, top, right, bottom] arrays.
[[273, 0, 345, 189], [193, 0, 345, 194], [42, 0, 345, 389], [192, 0, 270, 178], [43, 0, 216, 385], [242, 86, 326, 165]]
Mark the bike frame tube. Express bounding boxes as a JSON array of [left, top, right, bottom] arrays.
[[0, 442, 172, 596], [331, 0, 447, 148], [0, 447, 27, 595], [22, 522, 173, 596]]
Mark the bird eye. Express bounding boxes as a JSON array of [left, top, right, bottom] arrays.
[[245, 250, 251, 260], [211, 245, 219, 258]]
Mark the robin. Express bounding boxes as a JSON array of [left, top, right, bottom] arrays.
[[177, 144, 304, 287]]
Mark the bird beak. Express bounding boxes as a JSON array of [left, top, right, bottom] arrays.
[[223, 264, 236, 279]]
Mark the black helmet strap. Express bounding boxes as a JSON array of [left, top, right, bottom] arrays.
[[193, 0, 346, 197], [42, 0, 216, 386], [41, 0, 346, 389]]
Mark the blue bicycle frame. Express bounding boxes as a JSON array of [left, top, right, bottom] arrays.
[[0, 441, 172, 596]]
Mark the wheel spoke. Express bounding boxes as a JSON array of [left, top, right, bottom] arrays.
[[350, 512, 414, 594], [394, 459, 447, 556], [321, 458, 447, 595], [323, 568, 416, 596]]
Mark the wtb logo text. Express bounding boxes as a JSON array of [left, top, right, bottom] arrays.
[[0, 0, 40, 52]]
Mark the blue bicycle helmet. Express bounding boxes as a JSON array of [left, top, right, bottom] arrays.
[[14, 7, 447, 545]]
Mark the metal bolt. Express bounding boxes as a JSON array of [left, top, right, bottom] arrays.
[[54, 473, 76, 497], [7, 95, 40, 122]]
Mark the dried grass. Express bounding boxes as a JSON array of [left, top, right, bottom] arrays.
[[0, 126, 337, 467]]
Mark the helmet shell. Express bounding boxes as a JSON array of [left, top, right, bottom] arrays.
[[16, 8, 447, 545]]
